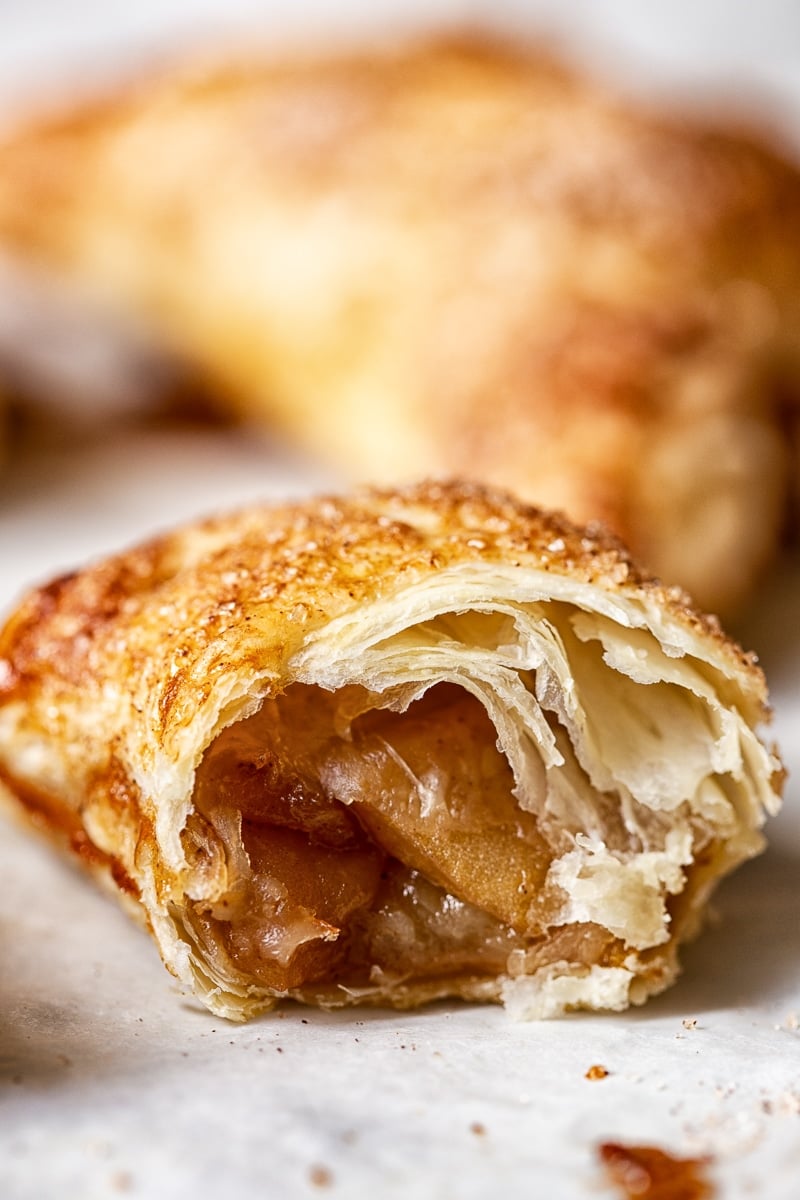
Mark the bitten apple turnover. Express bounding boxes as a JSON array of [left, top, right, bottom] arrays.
[[0, 483, 782, 1019]]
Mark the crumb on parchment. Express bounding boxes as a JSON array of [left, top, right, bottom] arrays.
[[309, 1165, 334, 1188]]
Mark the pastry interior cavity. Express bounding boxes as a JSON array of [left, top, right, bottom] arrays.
[[181, 602, 769, 1009]]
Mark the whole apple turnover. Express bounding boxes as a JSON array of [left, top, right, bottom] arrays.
[[0, 37, 799, 613], [0, 482, 782, 1020]]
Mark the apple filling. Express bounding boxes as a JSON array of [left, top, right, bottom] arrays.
[[183, 681, 624, 999]]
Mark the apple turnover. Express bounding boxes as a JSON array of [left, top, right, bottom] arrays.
[[0, 482, 782, 1019], [0, 37, 799, 613]]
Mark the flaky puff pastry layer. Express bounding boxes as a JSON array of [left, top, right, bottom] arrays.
[[0, 37, 799, 614], [0, 482, 782, 1020]]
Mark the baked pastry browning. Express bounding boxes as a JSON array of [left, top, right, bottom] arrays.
[[0, 36, 799, 614], [0, 482, 782, 1020]]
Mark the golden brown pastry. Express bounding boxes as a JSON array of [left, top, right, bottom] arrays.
[[0, 36, 798, 613], [0, 481, 781, 1020]]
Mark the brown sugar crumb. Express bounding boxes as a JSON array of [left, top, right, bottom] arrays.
[[598, 1142, 714, 1199], [309, 1165, 334, 1188], [470, 1122, 487, 1136], [586, 1064, 610, 1080]]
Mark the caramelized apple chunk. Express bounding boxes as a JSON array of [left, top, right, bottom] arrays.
[[327, 686, 553, 932], [189, 681, 559, 992]]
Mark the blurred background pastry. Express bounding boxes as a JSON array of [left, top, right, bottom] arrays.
[[0, 19, 798, 619]]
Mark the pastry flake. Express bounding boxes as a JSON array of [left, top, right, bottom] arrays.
[[0, 482, 782, 1019]]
